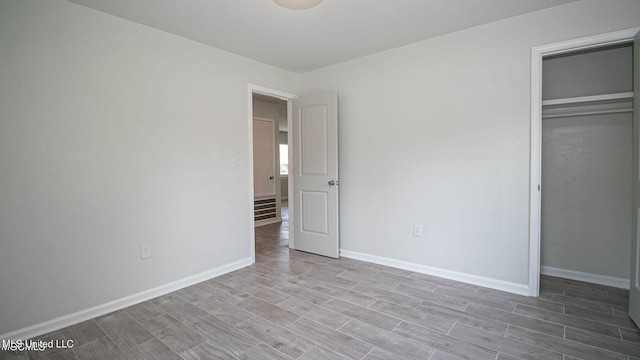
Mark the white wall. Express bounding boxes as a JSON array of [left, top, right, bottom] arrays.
[[253, 99, 281, 120], [542, 44, 633, 100], [298, 0, 640, 287], [542, 113, 632, 279], [0, 0, 297, 336]]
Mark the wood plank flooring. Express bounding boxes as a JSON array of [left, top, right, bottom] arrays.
[[2, 209, 639, 360]]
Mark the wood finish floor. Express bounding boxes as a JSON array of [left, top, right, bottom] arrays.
[[2, 212, 639, 360]]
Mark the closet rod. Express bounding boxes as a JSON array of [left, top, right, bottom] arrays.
[[543, 108, 632, 120]]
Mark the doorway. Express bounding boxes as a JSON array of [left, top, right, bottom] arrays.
[[252, 94, 288, 227], [248, 86, 341, 260], [248, 85, 296, 259], [529, 28, 639, 296]]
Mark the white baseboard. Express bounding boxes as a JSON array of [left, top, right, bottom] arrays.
[[339, 250, 529, 296], [1, 257, 253, 341], [541, 266, 630, 289]]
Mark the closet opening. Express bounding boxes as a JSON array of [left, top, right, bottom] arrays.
[[539, 42, 634, 291]]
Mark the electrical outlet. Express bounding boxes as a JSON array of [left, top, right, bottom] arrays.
[[413, 224, 423, 237], [141, 243, 151, 259]]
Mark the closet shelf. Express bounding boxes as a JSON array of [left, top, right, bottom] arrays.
[[542, 92, 633, 107], [542, 92, 633, 119]]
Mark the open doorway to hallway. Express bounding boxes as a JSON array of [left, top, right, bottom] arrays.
[[251, 90, 291, 250], [250, 87, 339, 259]]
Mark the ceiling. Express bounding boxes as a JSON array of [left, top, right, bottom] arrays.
[[66, 0, 579, 73]]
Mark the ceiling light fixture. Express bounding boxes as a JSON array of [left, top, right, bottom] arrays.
[[273, 0, 323, 10]]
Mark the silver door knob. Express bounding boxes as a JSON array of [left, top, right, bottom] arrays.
[[328, 180, 339, 186], [269, 176, 274, 180]]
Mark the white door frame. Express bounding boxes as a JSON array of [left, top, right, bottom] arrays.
[[248, 84, 297, 263], [528, 27, 640, 296]]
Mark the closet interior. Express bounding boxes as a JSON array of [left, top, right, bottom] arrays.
[[540, 42, 634, 287]]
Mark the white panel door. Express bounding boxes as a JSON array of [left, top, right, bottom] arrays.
[[253, 117, 277, 198], [292, 93, 339, 258], [630, 31, 640, 327]]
